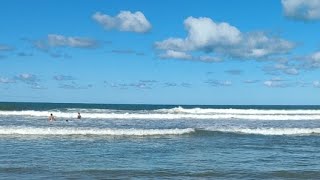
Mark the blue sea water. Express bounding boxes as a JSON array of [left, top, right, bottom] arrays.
[[0, 102, 320, 179]]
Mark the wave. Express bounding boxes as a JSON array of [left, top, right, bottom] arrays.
[[0, 126, 318, 136], [1, 106, 320, 121], [1, 110, 320, 120], [0, 127, 195, 136], [155, 106, 320, 115], [204, 127, 320, 136]]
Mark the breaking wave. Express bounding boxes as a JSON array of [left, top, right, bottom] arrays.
[[0, 126, 319, 137], [154, 106, 320, 115], [0, 127, 195, 136], [1, 107, 320, 120], [204, 127, 320, 136]]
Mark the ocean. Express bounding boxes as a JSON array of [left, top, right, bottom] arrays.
[[0, 102, 320, 179]]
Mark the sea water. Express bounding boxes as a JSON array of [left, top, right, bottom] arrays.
[[0, 102, 320, 179]]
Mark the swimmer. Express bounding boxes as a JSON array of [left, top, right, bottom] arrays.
[[77, 112, 81, 119], [48, 113, 55, 121]]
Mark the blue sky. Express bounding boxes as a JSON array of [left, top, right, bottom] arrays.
[[1, 0, 320, 105]]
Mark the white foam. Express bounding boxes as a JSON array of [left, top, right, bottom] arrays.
[[1, 108, 320, 120], [155, 106, 320, 115], [206, 127, 320, 135], [0, 127, 195, 136]]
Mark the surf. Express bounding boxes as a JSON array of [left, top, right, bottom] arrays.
[[1, 109, 320, 120]]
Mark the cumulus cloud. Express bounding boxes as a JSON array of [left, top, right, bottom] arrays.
[[156, 17, 241, 51], [155, 17, 295, 61], [282, 0, 320, 21], [93, 11, 151, 33]]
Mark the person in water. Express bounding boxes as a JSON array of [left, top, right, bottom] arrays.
[[48, 113, 55, 121], [77, 112, 81, 119]]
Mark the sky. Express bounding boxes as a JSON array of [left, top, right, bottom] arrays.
[[1, 0, 320, 105]]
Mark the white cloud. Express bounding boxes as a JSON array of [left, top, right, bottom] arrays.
[[47, 34, 98, 48], [155, 17, 295, 60], [159, 50, 192, 60], [93, 11, 151, 33], [155, 17, 241, 51], [263, 78, 290, 88], [282, 0, 320, 20], [234, 32, 295, 59]]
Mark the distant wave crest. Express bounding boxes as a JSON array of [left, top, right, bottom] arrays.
[[1, 107, 320, 120]]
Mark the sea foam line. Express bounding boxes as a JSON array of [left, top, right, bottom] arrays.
[[155, 107, 320, 115], [0, 127, 195, 136], [1, 110, 320, 120], [205, 127, 320, 136]]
